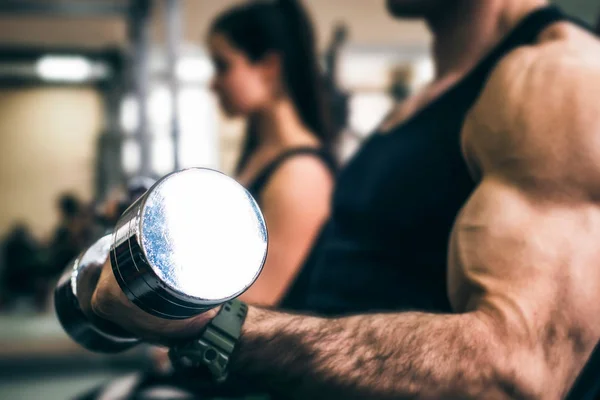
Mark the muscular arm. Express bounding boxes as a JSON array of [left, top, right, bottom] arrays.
[[235, 308, 503, 399], [239, 157, 332, 306], [219, 33, 600, 400]]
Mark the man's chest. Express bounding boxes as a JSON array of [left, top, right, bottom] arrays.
[[333, 119, 475, 239]]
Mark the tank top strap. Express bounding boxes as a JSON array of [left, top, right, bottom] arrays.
[[246, 147, 336, 201]]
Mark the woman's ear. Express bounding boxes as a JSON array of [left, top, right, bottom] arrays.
[[259, 52, 285, 97]]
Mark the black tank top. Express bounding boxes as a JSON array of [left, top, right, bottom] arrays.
[[245, 147, 336, 202], [281, 6, 572, 315]]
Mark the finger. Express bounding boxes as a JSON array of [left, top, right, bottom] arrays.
[[91, 259, 128, 319]]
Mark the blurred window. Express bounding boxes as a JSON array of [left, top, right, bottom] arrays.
[[349, 93, 394, 136], [120, 50, 219, 177]]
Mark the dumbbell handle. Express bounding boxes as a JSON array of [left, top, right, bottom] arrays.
[[55, 234, 140, 352]]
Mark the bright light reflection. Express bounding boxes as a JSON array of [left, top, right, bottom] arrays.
[[141, 169, 267, 301], [176, 57, 214, 83], [36, 56, 92, 82], [120, 95, 139, 134]]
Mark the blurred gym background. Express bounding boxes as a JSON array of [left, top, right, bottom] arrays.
[[0, 1, 596, 399]]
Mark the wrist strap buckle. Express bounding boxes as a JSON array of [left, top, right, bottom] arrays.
[[169, 299, 248, 384]]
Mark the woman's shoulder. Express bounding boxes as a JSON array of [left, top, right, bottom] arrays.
[[249, 147, 336, 203]]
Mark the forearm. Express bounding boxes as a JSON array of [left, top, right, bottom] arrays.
[[230, 307, 516, 400]]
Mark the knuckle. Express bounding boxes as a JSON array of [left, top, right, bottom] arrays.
[[90, 288, 112, 319]]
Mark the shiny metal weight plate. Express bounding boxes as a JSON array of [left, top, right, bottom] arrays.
[[110, 168, 268, 319]]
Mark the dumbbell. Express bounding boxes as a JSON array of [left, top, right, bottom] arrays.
[[55, 168, 268, 353]]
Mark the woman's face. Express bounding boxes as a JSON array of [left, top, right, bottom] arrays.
[[208, 33, 275, 117]]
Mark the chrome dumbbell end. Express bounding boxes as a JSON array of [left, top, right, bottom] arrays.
[[110, 168, 268, 319]]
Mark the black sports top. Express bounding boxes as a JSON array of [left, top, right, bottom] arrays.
[[281, 6, 571, 316]]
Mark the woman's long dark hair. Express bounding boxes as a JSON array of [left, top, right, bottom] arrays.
[[210, 0, 335, 175]]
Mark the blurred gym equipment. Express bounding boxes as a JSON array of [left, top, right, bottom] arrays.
[[324, 23, 350, 137]]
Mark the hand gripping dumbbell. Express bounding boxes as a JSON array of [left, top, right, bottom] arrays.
[[55, 168, 268, 353]]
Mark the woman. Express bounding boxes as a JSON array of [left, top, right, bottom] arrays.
[[208, 0, 337, 306]]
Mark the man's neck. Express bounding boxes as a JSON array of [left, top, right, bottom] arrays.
[[427, 0, 548, 80]]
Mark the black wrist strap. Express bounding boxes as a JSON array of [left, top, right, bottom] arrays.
[[169, 299, 248, 383]]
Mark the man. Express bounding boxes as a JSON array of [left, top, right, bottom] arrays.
[[88, 0, 600, 398]]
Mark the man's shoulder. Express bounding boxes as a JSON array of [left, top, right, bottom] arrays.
[[489, 21, 600, 99], [536, 20, 600, 54], [463, 22, 600, 179]]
